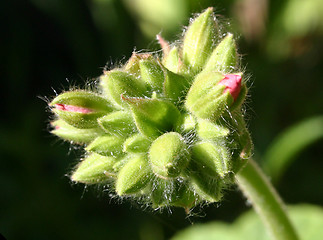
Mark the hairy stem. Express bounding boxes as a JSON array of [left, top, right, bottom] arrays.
[[236, 158, 299, 240]]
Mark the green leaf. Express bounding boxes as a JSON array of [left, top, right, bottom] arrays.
[[171, 204, 323, 240], [262, 115, 323, 182]]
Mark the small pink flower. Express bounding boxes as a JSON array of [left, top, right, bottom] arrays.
[[218, 74, 242, 101], [55, 104, 94, 114]]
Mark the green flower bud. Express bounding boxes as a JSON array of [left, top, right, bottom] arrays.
[[163, 69, 190, 104], [185, 72, 243, 120], [190, 169, 223, 202], [123, 97, 181, 139], [116, 154, 152, 195], [149, 132, 189, 179], [124, 52, 152, 75], [191, 141, 231, 179], [50, 91, 113, 128], [100, 70, 147, 108], [202, 33, 238, 73], [51, 119, 104, 144], [196, 118, 230, 141], [139, 58, 164, 92], [123, 133, 151, 153], [179, 113, 196, 133], [182, 7, 217, 73], [85, 135, 124, 157], [151, 178, 196, 209], [47, 8, 253, 211], [162, 46, 182, 73], [98, 111, 136, 137], [71, 153, 118, 184]]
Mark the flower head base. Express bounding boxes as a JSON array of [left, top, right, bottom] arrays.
[[49, 8, 252, 211]]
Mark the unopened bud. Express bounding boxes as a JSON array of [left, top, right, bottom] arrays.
[[100, 70, 147, 108], [71, 153, 117, 184], [50, 91, 113, 128], [116, 154, 152, 195], [149, 132, 189, 179], [182, 7, 217, 73], [85, 135, 125, 157]]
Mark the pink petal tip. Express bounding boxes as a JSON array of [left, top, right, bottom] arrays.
[[219, 74, 242, 101], [55, 104, 94, 114]]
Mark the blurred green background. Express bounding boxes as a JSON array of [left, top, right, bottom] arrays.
[[1, 0, 322, 239]]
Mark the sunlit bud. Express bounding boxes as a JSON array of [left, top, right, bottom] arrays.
[[116, 154, 152, 195], [123, 97, 181, 139], [100, 70, 147, 108], [85, 135, 125, 157], [50, 91, 113, 128], [202, 33, 238, 73], [123, 133, 152, 153], [51, 119, 104, 144], [149, 132, 189, 179], [98, 111, 136, 137], [139, 58, 164, 92], [182, 7, 217, 73], [71, 153, 118, 184]]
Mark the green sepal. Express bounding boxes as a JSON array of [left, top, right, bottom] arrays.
[[85, 135, 124, 157], [51, 119, 104, 144], [124, 52, 152, 76], [163, 69, 190, 104], [100, 70, 147, 108], [196, 118, 230, 141], [191, 141, 231, 178], [190, 168, 223, 202], [178, 113, 196, 133], [71, 153, 118, 184], [149, 132, 190, 179], [151, 178, 196, 209], [116, 154, 152, 195], [162, 46, 181, 73], [185, 71, 233, 120], [182, 7, 217, 73], [139, 59, 164, 92], [123, 97, 181, 139], [123, 133, 152, 153], [202, 33, 238, 73], [51, 91, 113, 129], [98, 111, 136, 137]]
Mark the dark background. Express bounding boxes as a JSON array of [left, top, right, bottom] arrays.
[[1, 0, 322, 239]]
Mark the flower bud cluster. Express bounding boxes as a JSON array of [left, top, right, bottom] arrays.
[[49, 8, 252, 211]]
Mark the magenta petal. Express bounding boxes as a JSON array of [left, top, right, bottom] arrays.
[[55, 104, 94, 114], [219, 74, 242, 101]]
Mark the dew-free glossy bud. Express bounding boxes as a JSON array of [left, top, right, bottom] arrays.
[[149, 132, 189, 179], [71, 153, 118, 184], [123, 97, 181, 139], [182, 7, 217, 72], [100, 70, 147, 108], [51, 119, 104, 144], [50, 91, 113, 128], [140, 59, 164, 92], [191, 141, 231, 178], [98, 111, 136, 137], [202, 33, 238, 73], [123, 133, 151, 153], [116, 154, 152, 195], [185, 72, 242, 119], [85, 135, 124, 157]]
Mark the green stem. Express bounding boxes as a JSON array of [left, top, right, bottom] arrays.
[[236, 159, 299, 240]]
